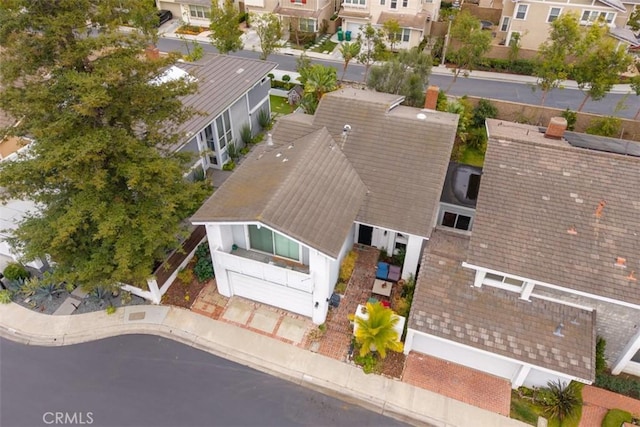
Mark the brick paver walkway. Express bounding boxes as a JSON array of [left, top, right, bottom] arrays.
[[403, 351, 512, 416], [313, 244, 380, 360], [579, 384, 640, 426]]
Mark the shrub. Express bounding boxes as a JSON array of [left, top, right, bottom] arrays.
[[586, 116, 621, 138], [4, 263, 29, 282], [354, 302, 404, 359], [595, 373, 640, 399], [537, 380, 582, 424], [193, 243, 214, 282], [195, 242, 210, 260], [240, 146, 250, 155], [191, 166, 206, 182], [177, 268, 193, 285], [353, 352, 380, 374], [334, 281, 347, 294], [561, 108, 578, 131], [105, 305, 117, 315], [596, 336, 607, 375], [472, 98, 498, 128], [258, 108, 272, 130], [282, 74, 291, 90], [0, 289, 12, 304], [240, 123, 252, 145], [602, 409, 632, 427], [226, 142, 239, 162], [267, 73, 275, 80], [466, 127, 488, 151], [222, 160, 235, 171], [436, 90, 448, 111], [120, 291, 132, 305], [339, 250, 358, 283]]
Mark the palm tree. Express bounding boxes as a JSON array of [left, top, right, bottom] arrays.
[[539, 380, 582, 425], [339, 41, 361, 82], [354, 302, 403, 359], [299, 64, 338, 114]]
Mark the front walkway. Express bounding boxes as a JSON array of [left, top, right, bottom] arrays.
[[403, 352, 512, 416], [579, 384, 640, 426]]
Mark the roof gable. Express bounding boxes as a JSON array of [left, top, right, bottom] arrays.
[[312, 89, 459, 237], [468, 120, 640, 305], [192, 125, 367, 258]]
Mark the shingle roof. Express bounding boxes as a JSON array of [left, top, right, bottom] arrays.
[[410, 228, 596, 382], [313, 89, 458, 237], [191, 126, 368, 258], [467, 120, 640, 305], [175, 55, 276, 144]]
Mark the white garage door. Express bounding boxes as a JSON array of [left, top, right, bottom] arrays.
[[228, 272, 314, 317]]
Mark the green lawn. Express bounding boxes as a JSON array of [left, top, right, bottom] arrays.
[[460, 145, 485, 167], [311, 39, 337, 53], [270, 95, 294, 115], [510, 387, 583, 427]]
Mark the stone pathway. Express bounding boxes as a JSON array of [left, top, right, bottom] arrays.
[[403, 352, 512, 416], [312, 244, 379, 361], [579, 384, 640, 426], [52, 287, 88, 315]]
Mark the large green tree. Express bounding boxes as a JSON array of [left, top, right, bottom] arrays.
[[367, 47, 432, 107], [534, 13, 581, 107], [209, 0, 244, 54], [0, 0, 210, 290], [252, 12, 283, 60], [446, 11, 492, 92], [572, 22, 633, 111]]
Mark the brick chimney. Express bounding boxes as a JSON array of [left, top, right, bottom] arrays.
[[545, 117, 567, 139], [145, 45, 160, 61], [424, 85, 439, 110]]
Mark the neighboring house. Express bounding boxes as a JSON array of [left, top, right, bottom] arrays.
[[191, 88, 458, 324], [155, 0, 217, 26], [405, 117, 640, 389], [274, 0, 335, 37], [171, 54, 276, 173], [477, 0, 639, 50], [339, 0, 440, 49]]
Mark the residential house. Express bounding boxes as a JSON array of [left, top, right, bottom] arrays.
[[155, 0, 216, 26], [339, 0, 441, 49], [477, 0, 639, 50], [405, 117, 640, 389], [274, 0, 336, 37], [171, 54, 276, 173], [191, 88, 458, 324]]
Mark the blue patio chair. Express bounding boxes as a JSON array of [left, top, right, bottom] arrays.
[[376, 262, 389, 280]]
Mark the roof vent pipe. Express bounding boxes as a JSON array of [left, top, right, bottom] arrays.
[[266, 133, 274, 146]]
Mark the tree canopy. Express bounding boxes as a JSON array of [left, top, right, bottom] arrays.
[[209, 0, 244, 54], [298, 61, 338, 114], [0, 0, 210, 290], [356, 24, 388, 83], [446, 11, 492, 91], [367, 47, 432, 107], [252, 13, 283, 60]]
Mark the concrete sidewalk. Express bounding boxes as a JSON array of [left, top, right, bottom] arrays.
[[0, 302, 525, 427]]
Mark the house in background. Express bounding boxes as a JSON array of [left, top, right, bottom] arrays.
[[477, 0, 639, 50], [171, 54, 276, 174], [405, 117, 640, 388], [339, 0, 440, 49], [192, 88, 458, 324], [155, 0, 217, 27], [274, 0, 335, 38]]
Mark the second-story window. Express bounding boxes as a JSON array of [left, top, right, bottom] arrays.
[[390, 0, 397, 8], [547, 7, 561, 23], [344, 0, 366, 6], [380, 0, 385, 5], [515, 4, 528, 20], [402, 0, 408, 6], [581, 10, 615, 24]]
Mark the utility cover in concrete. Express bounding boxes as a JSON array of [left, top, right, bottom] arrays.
[[249, 307, 279, 333], [222, 299, 252, 325], [276, 317, 307, 344]]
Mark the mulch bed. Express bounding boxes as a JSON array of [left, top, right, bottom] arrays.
[[161, 270, 207, 309], [379, 351, 406, 379]]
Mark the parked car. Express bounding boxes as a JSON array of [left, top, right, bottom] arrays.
[[157, 10, 172, 27]]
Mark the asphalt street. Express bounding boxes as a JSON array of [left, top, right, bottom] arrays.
[[156, 38, 638, 120], [0, 335, 409, 427]]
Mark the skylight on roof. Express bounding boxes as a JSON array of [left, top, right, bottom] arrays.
[[149, 66, 196, 86]]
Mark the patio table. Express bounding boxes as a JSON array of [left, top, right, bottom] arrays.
[[372, 279, 393, 297]]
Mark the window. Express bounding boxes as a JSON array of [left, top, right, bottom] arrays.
[[215, 110, 232, 150], [484, 273, 524, 292], [299, 18, 315, 32], [248, 225, 300, 261], [189, 5, 210, 19], [401, 28, 410, 42], [547, 7, 561, 23], [380, 0, 385, 5], [515, 4, 528, 20], [581, 10, 615, 24], [344, 0, 366, 6], [441, 212, 472, 230], [390, 0, 397, 8], [500, 16, 509, 32], [402, 0, 408, 7]]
